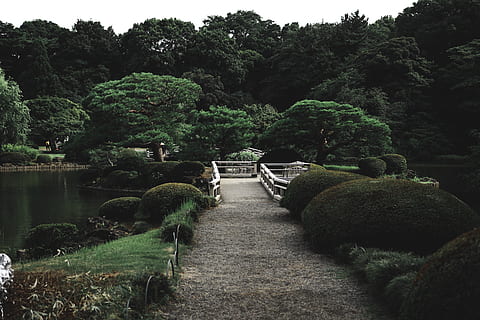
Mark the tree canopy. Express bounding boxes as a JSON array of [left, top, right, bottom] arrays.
[[82, 73, 201, 147], [260, 100, 392, 164], [0, 69, 29, 146]]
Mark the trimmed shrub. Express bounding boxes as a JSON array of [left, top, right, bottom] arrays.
[[98, 197, 141, 220], [172, 161, 205, 177], [303, 179, 480, 254], [101, 170, 140, 188], [143, 161, 180, 186], [400, 228, 480, 320], [116, 149, 146, 171], [384, 272, 416, 313], [309, 163, 326, 171], [0, 152, 30, 165], [358, 157, 387, 178], [379, 154, 408, 175], [25, 223, 78, 250], [141, 183, 203, 222], [36, 154, 52, 164], [323, 164, 362, 174], [280, 170, 368, 219], [159, 201, 196, 244]]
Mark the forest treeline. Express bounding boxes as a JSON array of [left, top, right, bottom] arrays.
[[0, 0, 479, 160]]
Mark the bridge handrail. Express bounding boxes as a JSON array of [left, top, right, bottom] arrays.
[[208, 161, 221, 201], [213, 160, 257, 177], [260, 162, 310, 200]]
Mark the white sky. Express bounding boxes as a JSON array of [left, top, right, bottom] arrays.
[[1, 0, 417, 34]]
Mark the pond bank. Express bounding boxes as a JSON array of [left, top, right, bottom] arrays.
[[0, 163, 89, 172]]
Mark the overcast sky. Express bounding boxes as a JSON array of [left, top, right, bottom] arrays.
[[2, 0, 417, 34]]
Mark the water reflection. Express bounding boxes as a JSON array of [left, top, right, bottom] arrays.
[[0, 171, 113, 250]]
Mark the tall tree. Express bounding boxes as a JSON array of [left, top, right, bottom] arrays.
[[181, 105, 254, 161], [0, 69, 29, 146], [121, 18, 196, 76], [259, 100, 392, 164]]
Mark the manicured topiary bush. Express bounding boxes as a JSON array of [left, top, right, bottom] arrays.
[[101, 170, 140, 188], [379, 154, 408, 175], [116, 149, 146, 171], [143, 161, 180, 186], [172, 161, 205, 177], [25, 223, 79, 250], [98, 197, 141, 220], [303, 179, 480, 254], [141, 183, 204, 222], [280, 169, 368, 219], [0, 152, 30, 165], [358, 157, 387, 178], [400, 228, 480, 320], [36, 154, 52, 164]]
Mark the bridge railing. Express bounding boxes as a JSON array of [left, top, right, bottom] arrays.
[[260, 162, 311, 200], [213, 161, 257, 177], [208, 161, 222, 202]]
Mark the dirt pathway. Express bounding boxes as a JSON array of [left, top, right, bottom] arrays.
[[165, 178, 393, 320]]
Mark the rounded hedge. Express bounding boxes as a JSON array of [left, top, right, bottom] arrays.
[[98, 197, 141, 220], [0, 152, 30, 165], [400, 228, 480, 320], [25, 223, 78, 250], [116, 149, 146, 171], [280, 169, 368, 219], [303, 179, 480, 254], [101, 170, 139, 188], [379, 154, 408, 175], [358, 157, 387, 178], [36, 154, 52, 164], [141, 183, 204, 222], [171, 161, 205, 177]]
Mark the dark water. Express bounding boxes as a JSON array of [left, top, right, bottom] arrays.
[[0, 171, 113, 250], [410, 163, 480, 214]]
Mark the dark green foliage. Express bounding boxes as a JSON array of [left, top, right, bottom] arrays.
[[141, 183, 204, 222], [257, 148, 303, 163], [36, 154, 52, 163], [172, 161, 205, 178], [358, 157, 387, 177], [0, 151, 30, 165], [400, 228, 480, 320], [25, 223, 78, 250], [379, 154, 408, 175], [280, 169, 367, 219], [130, 271, 173, 309], [303, 179, 480, 254], [143, 161, 180, 186], [98, 197, 141, 220], [116, 149, 146, 171], [159, 202, 196, 244], [101, 170, 140, 188], [384, 272, 416, 313]]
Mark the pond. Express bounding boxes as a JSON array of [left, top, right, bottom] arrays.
[[0, 171, 114, 250]]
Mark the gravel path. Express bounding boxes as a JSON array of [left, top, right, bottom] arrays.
[[165, 178, 393, 320]]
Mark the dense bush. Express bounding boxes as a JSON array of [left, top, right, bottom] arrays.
[[25, 223, 79, 251], [358, 157, 387, 177], [280, 169, 368, 219], [172, 161, 205, 177], [379, 154, 408, 175], [0, 144, 38, 160], [159, 200, 197, 244], [101, 170, 140, 188], [141, 183, 204, 222], [226, 151, 260, 161], [257, 148, 303, 163], [116, 149, 146, 171], [36, 154, 52, 163], [143, 161, 180, 186], [98, 197, 141, 220], [0, 152, 31, 165], [303, 179, 480, 253], [400, 228, 480, 320]]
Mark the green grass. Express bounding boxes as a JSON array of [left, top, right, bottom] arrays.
[[324, 164, 361, 173], [17, 229, 179, 275]]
